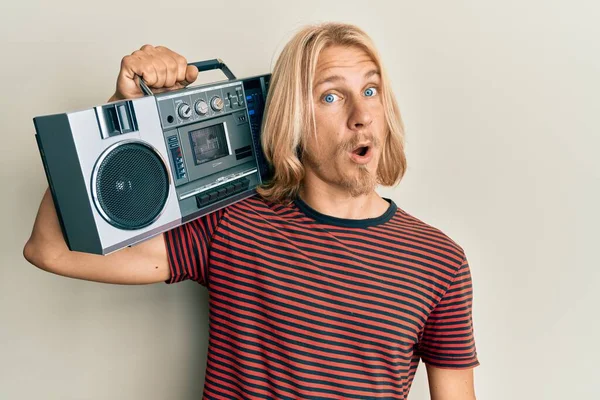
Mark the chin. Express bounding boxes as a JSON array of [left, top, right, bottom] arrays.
[[340, 167, 378, 197]]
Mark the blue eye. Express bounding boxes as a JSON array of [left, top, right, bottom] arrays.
[[364, 87, 378, 97], [323, 93, 339, 103]]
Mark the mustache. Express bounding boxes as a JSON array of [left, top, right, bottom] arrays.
[[337, 133, 381, 154]]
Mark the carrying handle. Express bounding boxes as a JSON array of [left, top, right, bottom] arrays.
[[137, 58, 237, 96]]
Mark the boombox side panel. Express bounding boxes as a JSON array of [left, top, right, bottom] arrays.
[[33, 114, 102, 254], [68, 97, 182, 254]]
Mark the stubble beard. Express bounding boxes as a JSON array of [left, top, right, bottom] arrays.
[[340, 164, 378, 197], [303, 147, 379, 198]]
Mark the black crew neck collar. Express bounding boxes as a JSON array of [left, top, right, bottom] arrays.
[[293, 196, 397, 228]]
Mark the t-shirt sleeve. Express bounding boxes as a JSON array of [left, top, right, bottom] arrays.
[[418, 254, 480, 369], [163, 208, 226, 286]]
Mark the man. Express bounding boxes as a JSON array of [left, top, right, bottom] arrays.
[[24, 23, 479, 399]]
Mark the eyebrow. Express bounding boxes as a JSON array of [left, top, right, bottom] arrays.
[[314, 69, 380, 88]]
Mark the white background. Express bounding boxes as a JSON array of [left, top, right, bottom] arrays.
[[1, 0, 598, 398]]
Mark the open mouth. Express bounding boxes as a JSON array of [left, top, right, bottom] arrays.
[[352, 146, 370, 157], [348, 144, 373, 164]]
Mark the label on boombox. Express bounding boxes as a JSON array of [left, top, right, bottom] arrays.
[[34, 68, 271, 255]]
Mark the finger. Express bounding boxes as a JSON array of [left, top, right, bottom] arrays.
[[137, 45, 170, 88], [162, 54, 179, 88], [128, 50, 157, 85], [173, 81, 190, 90], [175, 54, 188, 83], [142, 65, 159, 89], [139, 43, 155, 54], [124, 58, 152, 93], [151, 58, 168, 88], [160, 46, 188, 83], [153, 81, 185, 94], [119, 54, 137, 81], [137, 60, 159, 88], [185, 65, 199, 85]]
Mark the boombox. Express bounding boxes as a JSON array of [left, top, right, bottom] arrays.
[[34, 60, 271, 255]]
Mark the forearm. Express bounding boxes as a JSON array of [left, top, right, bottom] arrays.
[[23, 189, 170, 284]]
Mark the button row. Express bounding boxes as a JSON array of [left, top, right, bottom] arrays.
[[195, 178, 251, 208]]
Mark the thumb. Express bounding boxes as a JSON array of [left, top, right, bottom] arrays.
[[184, 65, 199, 86]]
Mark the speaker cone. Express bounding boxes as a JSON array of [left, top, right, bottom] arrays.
[[93, 141, 169, 230]]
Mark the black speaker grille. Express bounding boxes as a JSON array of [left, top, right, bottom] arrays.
[[94, 142, 169, 230]]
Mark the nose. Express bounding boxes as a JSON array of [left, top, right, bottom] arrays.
[[347, 98, 373, 131]]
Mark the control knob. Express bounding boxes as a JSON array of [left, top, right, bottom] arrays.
[[210, 96, 224, 112], [195, 99, 209, 115], [177, 103, 192, 119]]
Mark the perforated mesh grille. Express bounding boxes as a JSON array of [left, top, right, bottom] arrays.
[[94, 142, 169, 230]]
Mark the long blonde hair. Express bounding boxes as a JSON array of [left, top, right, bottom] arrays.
[[256, 22, 407, 203]]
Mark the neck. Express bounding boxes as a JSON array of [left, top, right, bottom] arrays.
[[298, 182, 389, 220]]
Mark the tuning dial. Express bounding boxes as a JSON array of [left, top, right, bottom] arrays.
[[195, 99, 208, 115], [177, 103, 192, 119], [210, 96, 224, 112]]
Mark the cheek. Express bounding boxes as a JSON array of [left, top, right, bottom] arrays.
[[370, 101, 385, 122], [371, 106, 387, 139], [314, 109, 346, 147], [315, 104, 347, 129]]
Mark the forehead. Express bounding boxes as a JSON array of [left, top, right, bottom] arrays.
[[314, 45, 378, 79]]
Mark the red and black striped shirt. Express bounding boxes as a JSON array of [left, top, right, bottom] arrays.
[[164, 195, 479, 399]]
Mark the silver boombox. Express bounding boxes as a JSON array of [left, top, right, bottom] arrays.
[[34, 59, 271, 255]]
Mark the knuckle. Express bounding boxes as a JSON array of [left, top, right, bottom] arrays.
[[165, 72, 176, 83], [140, 44, 154, 51], [120, 55, 132, 67], [141, 64, 155, 76], [163, 57, 177, 70], [139, 64, 155, 79], [155, 60, 167, 73], [176, 55, 187, 68]]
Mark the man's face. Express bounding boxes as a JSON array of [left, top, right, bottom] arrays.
[[303, 45, 386, 197]]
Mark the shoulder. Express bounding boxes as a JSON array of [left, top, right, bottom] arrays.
[[390, 204, 466, 265], [222, 194, 299, 220], [225, 195, 279, 213]]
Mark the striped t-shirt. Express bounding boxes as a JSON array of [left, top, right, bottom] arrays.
[[164, 195, 479, 400]]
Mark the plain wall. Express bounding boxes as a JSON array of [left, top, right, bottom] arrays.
[[1, 0, 598, 399]]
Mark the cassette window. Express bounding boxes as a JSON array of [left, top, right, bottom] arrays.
[[189, 123, 230, 165]]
